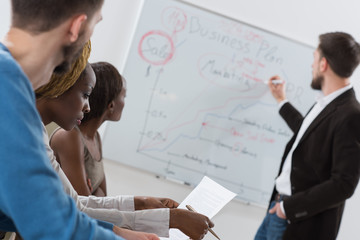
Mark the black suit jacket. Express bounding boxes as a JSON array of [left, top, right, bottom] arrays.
[[270, 89, 360, 240]]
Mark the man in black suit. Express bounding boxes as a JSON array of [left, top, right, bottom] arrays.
[[254, 32, 360, 240]]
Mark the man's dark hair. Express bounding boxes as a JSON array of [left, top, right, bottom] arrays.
[[82, 62, 123, 123], [318, 32, 360, 78], [11, 0, 104, 33]]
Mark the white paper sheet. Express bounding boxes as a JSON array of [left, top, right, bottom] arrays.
[[164, 176, 237, 240]]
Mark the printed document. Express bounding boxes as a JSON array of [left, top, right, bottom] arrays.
[[162, 176, 236, 240]]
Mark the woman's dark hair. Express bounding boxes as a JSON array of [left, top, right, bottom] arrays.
[[81, 62, 123, 123], [318, 32, 360, 78], [11, 0, 104, 33]]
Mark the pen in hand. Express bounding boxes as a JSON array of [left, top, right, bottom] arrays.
[[263, 79, 284, 85], [185, 205, 221, 240]]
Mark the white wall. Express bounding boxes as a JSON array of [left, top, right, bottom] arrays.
[[1, 0, 360, 239]]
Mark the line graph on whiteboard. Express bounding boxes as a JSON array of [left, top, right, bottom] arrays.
[[103, 0, 315, 206]]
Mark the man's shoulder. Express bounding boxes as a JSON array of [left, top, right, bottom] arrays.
[[0, 44, 32, 99], [330, 88, 360, 111], [0, 46, 27, 86], [341, 89, 360, 109], [332, 91, 360, 127], [0, 44, 20, 72]]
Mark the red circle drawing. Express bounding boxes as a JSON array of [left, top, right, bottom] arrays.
[[138, 30, 175, 66]]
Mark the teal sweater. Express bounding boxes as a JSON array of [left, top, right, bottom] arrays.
[[0, 43, 124, 240]]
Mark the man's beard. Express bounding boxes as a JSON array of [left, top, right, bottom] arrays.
[[53, 37, 85, 74], [311, 74, 323, 90]]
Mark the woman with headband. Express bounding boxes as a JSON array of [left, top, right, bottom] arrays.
[[36, 41, 159, 240]]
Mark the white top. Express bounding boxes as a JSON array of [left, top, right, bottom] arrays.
[[276, 85, 352, 196], [42, 124, 170, 237]]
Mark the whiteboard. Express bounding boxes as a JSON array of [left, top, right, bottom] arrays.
[[102, 0, 316, 206]]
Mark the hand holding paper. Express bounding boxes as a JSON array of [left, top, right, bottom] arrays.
[[169, 208, 213, 240], [186, 205, 221, 240], [168, 176, 236, 240]]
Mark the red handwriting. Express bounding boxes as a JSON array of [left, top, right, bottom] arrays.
[[138, 30, 175, 66], [161, 7, 187, 33]]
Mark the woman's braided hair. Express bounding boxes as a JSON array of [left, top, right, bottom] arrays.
[[36, 40, 91, 99]]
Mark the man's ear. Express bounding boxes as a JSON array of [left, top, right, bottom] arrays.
[[319, 57, 328, 72], [68, 14, 87, 43]]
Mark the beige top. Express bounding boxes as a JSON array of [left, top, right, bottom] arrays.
[[51, 126, 105, 194], [75, 126, 105, 194]]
